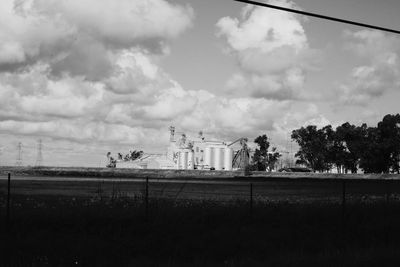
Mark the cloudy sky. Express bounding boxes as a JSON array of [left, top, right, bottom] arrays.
[[0, 0, 399, 167]]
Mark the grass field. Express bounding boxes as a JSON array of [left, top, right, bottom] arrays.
[[2, 193, 400, 266], [2, 168, 400, 266], [1, 175, 400, 203]]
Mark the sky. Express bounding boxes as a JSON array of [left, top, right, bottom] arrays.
[[0, 0, 400, 167]]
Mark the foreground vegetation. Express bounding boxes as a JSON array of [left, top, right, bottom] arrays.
[[2, 193, 400, 266]]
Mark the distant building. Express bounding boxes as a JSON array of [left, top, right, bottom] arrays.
[[116, 154, 175, 169], [167, 129, 233, 170], [116, 127, 239, 170]]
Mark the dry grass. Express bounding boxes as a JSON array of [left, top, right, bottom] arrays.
[[2, 192, 400, 266]]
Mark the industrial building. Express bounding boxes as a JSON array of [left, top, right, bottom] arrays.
[[166, 126, 234, 170], [115, 126, 249, 170]]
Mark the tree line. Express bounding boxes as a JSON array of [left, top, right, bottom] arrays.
[[291, 114, 400, 174]]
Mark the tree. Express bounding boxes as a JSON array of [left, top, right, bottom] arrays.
[[322, 125, 340, 172], [376, 114, 400, 173], [358, 125, 386, 173], [335, 122, 365, 173], [356, 115, 400, 174], [106, 152, 116, 168], [251, 134, 281, 171], [267, 147, 281, 172], [252, 134, 270, 171], [122, 150, 144, 161], [290, 114, 400, 174], [291, 125, 331, 172], [128, 150, 144, 161]]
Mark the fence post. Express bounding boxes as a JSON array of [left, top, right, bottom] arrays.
[[145, 177, 149, 222], [342, 179, 346, 218], [6, 173, 11, 230], [384, 179, 390, 246], [385, 179, 390, 204], [250, 183, 253, 219], [341, 179, 346, 251]]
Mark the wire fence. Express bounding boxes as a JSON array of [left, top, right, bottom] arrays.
[[3, 173, 400, 234], [2, 174, 400, 204], [3, 175, 400, 265]]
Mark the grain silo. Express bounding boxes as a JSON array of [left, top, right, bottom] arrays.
[[224, 147, 233, 171]]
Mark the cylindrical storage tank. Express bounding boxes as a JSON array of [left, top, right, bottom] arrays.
[[176, 152, 181, 169], [224, 147, 233, 171], [188, 151, 194, 170], [181, 151, 188, 169], [178, 151, 183, 169], [204, 147, 212, 168], [214, 147, 222, 170], [210, 147, 215, 168]]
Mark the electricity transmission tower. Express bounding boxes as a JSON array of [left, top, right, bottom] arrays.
[[35, 139, 43, 167], [16, 142, 23, 166]]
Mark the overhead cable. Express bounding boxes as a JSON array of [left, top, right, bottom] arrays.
[[234, 0, 400, 35]]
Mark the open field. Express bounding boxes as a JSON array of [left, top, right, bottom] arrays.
[[2, 167, 400, 266], [2, 193, 400, 266], [1, 166, 400, 180], [2, 175, 400, 203], [1, 165, 400, 203]]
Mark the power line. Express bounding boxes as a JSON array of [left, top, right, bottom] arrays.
[[233, 0, 400, 35]]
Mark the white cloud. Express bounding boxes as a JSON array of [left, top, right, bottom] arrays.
[[0, 42, 26, 64], [0, 0, 332, 166], [217, 0, 307, 53], [337, 30, 400, 105], [0, 0, 196, 162], [0, 64, 105, 120], [224, 66, 308, 100], [104, 49, 169, 95], [0, 0, 194, 75], [38, 0, 194, 45], [0, 49, 325, 151], [217, 0, 318, 99], [0, 119, 170, 149]]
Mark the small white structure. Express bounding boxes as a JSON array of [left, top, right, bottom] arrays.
[[116, 154, 175, 169]]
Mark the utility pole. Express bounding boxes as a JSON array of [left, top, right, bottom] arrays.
[[15, 142, 22, 166], [249, 183, 253, 219], [35, 139, 43, 167], [6, 173, 11, 230], [290, 139, 293, 167], [145, 177, 149, 222]]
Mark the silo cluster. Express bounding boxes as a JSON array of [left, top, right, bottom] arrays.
[[203, 146, 233, 170], [176, 149, 194, 170]]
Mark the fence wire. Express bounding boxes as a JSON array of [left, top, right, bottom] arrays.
[[1, 175, 400, 205]]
